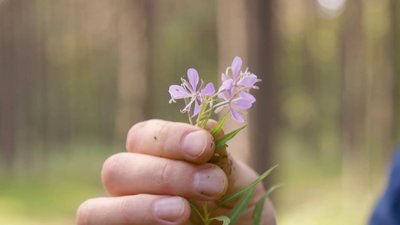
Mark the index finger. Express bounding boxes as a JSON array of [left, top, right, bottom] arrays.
[[126, 119, 215, 163]]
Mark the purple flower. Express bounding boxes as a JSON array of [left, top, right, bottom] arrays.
[[215, 56, 260, 122], [231, 56, 242, 80], [169, 68, 215, 117], [218, 90, 256, 123]]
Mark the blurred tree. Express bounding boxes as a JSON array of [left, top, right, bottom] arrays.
[[391, 0, 400, 143], [114, 0, 152, 143], [0, 1, 17, 172], [0, 0, 47, 172], [340, 0, 367, 180], [362, 0, 394, 170], [248, 0, 281, 177]]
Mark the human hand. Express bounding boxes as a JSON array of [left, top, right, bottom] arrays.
[[76, 119, 276, 225]]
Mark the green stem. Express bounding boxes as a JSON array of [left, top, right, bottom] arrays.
[[189, 201, 206, 222], [196, 98, 213, 128], [202, 201, 210, 225], [184, 98, 194, 125]]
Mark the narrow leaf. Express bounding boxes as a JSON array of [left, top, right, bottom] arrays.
[[210, 216, 231, 225], [215, 125, 246, 149], [228, 186, 256, 225], [218, 164, 278, 207], [252, 184, 282, 225], [251, 195, 266, 225], [189, 200, 205, 222], [210, 113, 228, 136]]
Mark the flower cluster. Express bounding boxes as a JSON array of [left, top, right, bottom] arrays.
[[168, 56, 260, 124], [167, 56, 277, 225]]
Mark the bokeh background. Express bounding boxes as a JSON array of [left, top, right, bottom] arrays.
[[0, 0, 399, 224]]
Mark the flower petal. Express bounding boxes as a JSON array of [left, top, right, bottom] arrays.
[[231, 56, 242, 79], [187, 68, 199, 91], [221, 73, 229, 82], [169, 85, 191, 99], [230, 108, 244, 123], [218, 79, 234, 94], [238, 74, 258, 88], [218, 92, 229, 101], [239, 92, 256, 104], [231, 96, 253, 110], [201, 82, 215, 97], [192, 100, 200, 117]]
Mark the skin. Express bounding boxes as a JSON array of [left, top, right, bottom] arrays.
[[76, 119, 276, 225]]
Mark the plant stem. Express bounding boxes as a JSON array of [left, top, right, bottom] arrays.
[[184, 98, 194, 125], [202, 201, 211, 225]]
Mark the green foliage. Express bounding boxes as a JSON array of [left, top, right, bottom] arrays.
[[210, 113, 228, 136], [252, 184, 282, 225], [218, 165, 278, 207], [210, 216, 231, 225], [215, 125, 246, 149], [190, 165, 278, 225], [228, 186, 256, 224]]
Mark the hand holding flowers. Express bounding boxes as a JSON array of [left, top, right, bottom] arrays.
[[76, 56, 277, 225]]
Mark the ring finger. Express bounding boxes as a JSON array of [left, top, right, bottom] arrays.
[[101, 152, 228, 201]]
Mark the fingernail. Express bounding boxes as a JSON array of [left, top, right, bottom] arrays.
[[154, 197, 185, 222], [193, 166, 227, 198], [182, 130, 208, 159]]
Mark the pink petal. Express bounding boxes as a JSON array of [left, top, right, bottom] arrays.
[[218, 92, 229, 101], [239, 92, 256, 103], [231, 97, 253, 110], [187, 68, 199, 91], [230, 109, 244, 123], [201, 82, 215, 97], [192, 100, 200, 117], [218, 79, 233, 93], [238, 74, 258, 87], [231, 56, 242, 79], [169, 85, 191, 99], [221, 73, 229, 82]]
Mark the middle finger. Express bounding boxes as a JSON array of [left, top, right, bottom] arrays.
[[101, 152, 228, 201]]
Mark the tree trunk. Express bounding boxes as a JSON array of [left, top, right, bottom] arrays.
[[0, 1, 18, 173], [248, 0, 280, 179], [340, 0, 367, 183], [391, 0, 400, 143], [114, 0, 151, 143], [362, 0, 394, 173]]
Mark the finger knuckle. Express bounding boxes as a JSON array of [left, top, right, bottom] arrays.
[[157, 121, 170, 141], [158, 160, 174, 189], [119, 197, 134, 224]]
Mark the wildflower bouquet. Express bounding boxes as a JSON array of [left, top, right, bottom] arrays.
[[169, 57, 278, 225]]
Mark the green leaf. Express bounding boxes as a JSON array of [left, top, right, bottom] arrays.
[[188, 200, 205, 222], [210, 113, 228, 137], [252, 184, 283, 225], [251, 194, 266, 225], [218, 164, 278, 207], [228, 186, 256, 225], [215, 125, 246, 149], [210, 216, 231, 225]]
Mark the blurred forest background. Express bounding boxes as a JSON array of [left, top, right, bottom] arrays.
[[0, 0, 399, 224]]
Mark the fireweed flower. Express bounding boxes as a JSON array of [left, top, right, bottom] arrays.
[[217, 91, 256, 123], [168, 56, 259, 123], [167, 57, 276, 225], [215, 56, 261, 122], [169, 68, 215, 117]]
